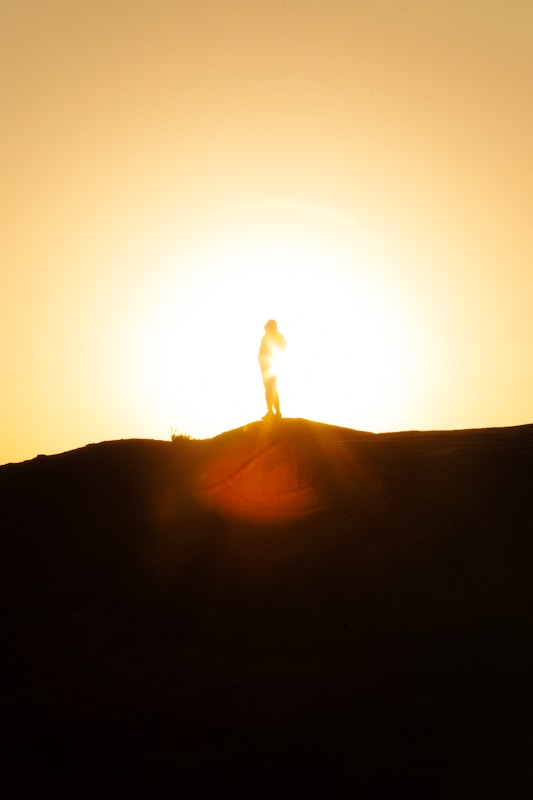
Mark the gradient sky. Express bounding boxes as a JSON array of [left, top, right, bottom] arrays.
[[2, 0, 533, 464]]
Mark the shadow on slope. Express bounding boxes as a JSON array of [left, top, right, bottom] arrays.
[[1, 419, 533, 796]]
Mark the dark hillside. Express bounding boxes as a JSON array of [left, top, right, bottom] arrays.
[[1, 420, 533, 797]]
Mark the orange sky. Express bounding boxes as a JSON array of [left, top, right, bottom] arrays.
[[2, 0, 533, 464]]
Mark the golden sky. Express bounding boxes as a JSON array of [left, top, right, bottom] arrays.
[[2, 0, 533, 464]]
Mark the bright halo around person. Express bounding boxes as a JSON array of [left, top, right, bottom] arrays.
[[127, 200, 421, 439]]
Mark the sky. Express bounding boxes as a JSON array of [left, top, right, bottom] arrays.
[[2, 0, 533, 464]]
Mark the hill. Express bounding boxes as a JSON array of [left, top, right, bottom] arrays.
[[1, 419, 533, 796]]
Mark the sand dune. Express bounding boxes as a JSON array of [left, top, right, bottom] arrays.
[[1, 419, 533, 796]]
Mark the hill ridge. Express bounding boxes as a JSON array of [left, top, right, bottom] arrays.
[[4, 416, 533, 469], [1, 418, 533, 794]]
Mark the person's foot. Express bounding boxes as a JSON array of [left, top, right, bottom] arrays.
[[262, 410, 275, 420]]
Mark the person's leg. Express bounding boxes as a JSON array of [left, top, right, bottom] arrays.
[[272, 378, 281, 416], [264, 376, 275, 415]]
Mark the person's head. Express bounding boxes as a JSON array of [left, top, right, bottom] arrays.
[[264, 319, 278, 333]]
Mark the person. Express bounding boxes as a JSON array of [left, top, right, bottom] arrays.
[[258, 319, 286, 419]]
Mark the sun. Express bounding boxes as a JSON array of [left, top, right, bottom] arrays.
[[123, 201, 420, 438]]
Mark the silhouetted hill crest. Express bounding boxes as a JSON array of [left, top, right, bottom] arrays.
[[1, 419, 533, 794]]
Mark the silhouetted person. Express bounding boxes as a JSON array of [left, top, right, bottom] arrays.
[[258, 319, 286, 419]]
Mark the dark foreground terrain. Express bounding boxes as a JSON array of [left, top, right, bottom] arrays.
[[1, 419, 533, 797]]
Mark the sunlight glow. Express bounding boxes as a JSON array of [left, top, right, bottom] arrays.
[[120, 202, 421, 439]]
